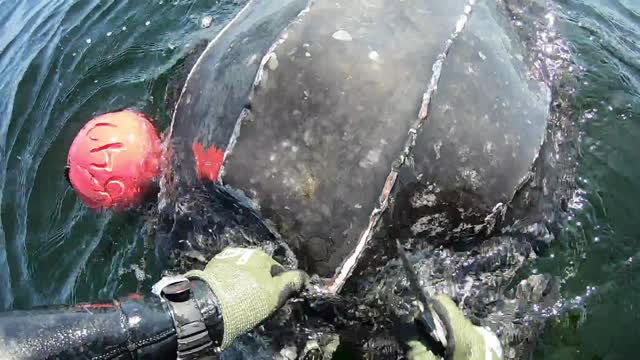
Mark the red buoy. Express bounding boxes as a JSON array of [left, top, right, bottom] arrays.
[[67, 110, 162, 210]]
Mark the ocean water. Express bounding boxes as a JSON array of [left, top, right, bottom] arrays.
[[0, 0, 638, 358], [0, 0, 244, 309], [534, 0, 640, 358]]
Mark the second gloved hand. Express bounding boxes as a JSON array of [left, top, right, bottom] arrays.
[[407, 295, 503, 360], [185, 247, 308, 349]]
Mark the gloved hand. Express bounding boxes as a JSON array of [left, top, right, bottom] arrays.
[[406, 295, 503, 360], [185, 247, 308, 349]]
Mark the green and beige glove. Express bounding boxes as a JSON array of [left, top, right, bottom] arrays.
[[407, 295, 503, 360], [185, 247, 308, 349]]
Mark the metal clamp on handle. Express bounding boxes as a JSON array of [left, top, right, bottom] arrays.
[[154, 276, 218, 359]]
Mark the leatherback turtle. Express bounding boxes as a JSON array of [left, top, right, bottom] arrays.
[[157, 0, 576, 357]]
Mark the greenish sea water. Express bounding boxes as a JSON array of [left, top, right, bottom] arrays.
[[0, 0, 638, 358], [534, 0, 640, 358]]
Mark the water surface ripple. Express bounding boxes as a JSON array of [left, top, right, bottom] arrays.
[[0, 0, 242, 310]]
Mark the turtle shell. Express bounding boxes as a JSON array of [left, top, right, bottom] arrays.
[[169, 0, 550, 282]]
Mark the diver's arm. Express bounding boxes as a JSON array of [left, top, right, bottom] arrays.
[[0, 248, 306, 360], [0, 279, 222, 360]]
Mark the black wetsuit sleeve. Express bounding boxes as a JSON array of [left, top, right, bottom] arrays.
[[0, 280, 222, 360], [0, 294, 176, 360]]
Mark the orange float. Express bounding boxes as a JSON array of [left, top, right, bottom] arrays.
[[67, 110, 162, 210]]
